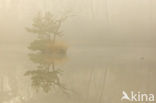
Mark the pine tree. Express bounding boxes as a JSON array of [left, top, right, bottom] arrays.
[[25, 12, 68, 93]]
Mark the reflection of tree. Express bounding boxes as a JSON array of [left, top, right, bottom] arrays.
[[24, 69, 62, 93], [25, 12, 68, 93]]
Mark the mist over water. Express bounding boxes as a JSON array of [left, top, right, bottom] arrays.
[[0, 0, 156, 103]]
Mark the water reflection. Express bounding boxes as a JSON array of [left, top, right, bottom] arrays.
[[24, 69, 62, 93]]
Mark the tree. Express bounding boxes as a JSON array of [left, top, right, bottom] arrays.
[[25, 12, 68, 93]]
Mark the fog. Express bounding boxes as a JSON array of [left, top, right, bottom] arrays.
[[0, 0, 156, 103]]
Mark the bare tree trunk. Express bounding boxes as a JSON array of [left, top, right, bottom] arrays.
[[52, 62, 55, 71], [104, 0, 110, 26], [98, 67, 108, 103], [0, 76, 2, 92], [86, 67, 94, 102], [90, 0, 95, 19]]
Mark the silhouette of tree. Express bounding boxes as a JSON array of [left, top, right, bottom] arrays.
[[25, 12, 68, 93]]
